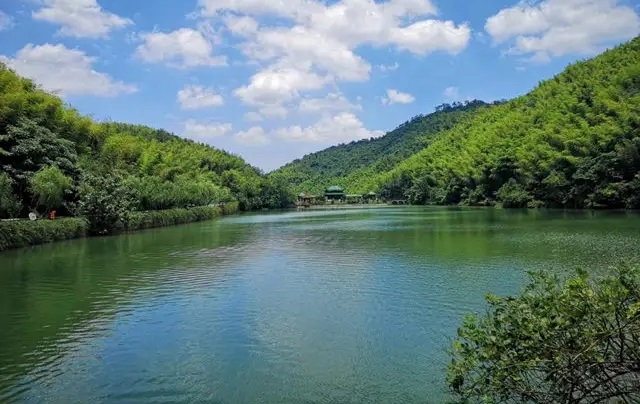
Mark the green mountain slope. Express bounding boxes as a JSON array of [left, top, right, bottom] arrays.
[[372, 37, 640, 209], [0, 64, 291, 223], [270, 100, 495, 194]]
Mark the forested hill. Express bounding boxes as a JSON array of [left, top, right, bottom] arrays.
[[373, 36, 640, 209], [0, 63, 291, 223], [270, 100, 496, 194]]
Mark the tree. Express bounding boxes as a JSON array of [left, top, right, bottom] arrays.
[[0, 117, 77, 201], [447, 264, 640, 403], [29, 166, 72, 213], [0, 172, 21, 218]]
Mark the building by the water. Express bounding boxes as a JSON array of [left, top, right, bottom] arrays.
[[296, 186, 381, 206]]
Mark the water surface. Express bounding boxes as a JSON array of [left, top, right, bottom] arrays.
[[1, 207, 639, 403]]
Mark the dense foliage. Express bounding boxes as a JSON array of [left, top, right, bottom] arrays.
[[273, 38, 640, 209], [0, 64, 292, 231], [375, 37, 640, 208], [270, 100, 494, 194], [447, 264, 640, 403]]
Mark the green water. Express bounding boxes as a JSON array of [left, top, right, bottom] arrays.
[[1, 207, 639, 403]]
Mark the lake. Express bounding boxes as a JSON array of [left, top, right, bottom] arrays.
[[1, 207, 639, 403]]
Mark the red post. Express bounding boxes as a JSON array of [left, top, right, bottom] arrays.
[[49, 210, 56, 220]]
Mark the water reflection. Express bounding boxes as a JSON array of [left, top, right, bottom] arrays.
[[1, 207, 639, 403]]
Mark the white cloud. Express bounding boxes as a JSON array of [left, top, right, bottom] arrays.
[[198, 0, 321, 21], [183, 120, 232, 141], [224, 15, 258, 36], [218, 0, 470, 110], [299, 92, 361, 114], [485, 0, 640, 60], [388, 20, 470, 55], [377, 62, 399, 72], [242, 26, 371, 81], [259, 105, 289, 119], [382, 88, 415, 105], [234, 66, 329, 106], [307, 0, 440, 47], [135, 28, 227, 68], [0, 11, 14, 31], [177, 85, 224, 110], [235, 126, 270, 145], [0, 43, 137, 96], [32, 0, 132, 38], [443, 86, 459, 100], [274, 112, 384, 143]]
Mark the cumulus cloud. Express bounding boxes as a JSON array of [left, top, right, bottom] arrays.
[[0, 11, 15, 31], [382, 89, 415, 105], [198, 0, 321, 21], [242, 26, 371, 81], [183, 120, 232, 141], [0, 43, 137, 97], [235, 126, 270, 145], [259, 105, 289, 119], [485, 0, 640, 61], [274, 113, 384, 144], [298, 92, 361, 114], [135, 28, 227, 68], [224, 15, 259, 36], [32, 0, 132, 38], [177, 85, 224, 110], [233, 66, 329, 106], [215, 0, 470, 111]]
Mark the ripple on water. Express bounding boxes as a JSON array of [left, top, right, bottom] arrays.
[[1, 207, 640, 403]]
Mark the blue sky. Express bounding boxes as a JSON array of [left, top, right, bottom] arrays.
[[1, 0, 639, 171]]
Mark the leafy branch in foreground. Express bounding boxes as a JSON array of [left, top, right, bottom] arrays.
[[447, 264, 640, 403]]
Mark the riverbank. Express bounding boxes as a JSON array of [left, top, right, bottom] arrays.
[[0, 203, 239, 252]]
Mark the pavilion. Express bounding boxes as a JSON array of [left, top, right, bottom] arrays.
[[297, 192, 317, 206], [364, 191, 377, 203], [324, 185, 346, 202]]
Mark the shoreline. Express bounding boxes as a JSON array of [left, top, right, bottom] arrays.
[[0, 203, 239, 253], [295, 203, 398, 210]]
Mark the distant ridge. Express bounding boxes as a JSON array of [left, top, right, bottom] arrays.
[[273, 36, 640, 209], [271, 100, 496, 194]]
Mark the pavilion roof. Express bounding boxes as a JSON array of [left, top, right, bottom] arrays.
[[325, 185, 344, 192]]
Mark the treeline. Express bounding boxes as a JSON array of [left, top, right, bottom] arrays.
[[376, 37, 640, 209], [274, 37, 640, 209], [0, 64, 292, 234], [270, 100, 493, 194]]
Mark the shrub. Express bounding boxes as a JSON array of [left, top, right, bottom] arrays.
[[0, 218, 88, 251], [447, 264, 640, 403], [125, 203, 239, 231]]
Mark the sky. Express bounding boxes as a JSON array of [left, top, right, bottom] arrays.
[[0, 0, 639, 172]]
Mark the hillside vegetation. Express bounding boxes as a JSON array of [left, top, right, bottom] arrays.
[[273, 37, 640, 209], [375, 37, 640, 208], [0, 64, 291, 233], [270, 100, 496, 194]]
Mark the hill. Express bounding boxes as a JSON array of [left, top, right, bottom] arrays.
[[0, 64, 291, 227], [270, 100, 496, 194], [373, 37, 640, 209]]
